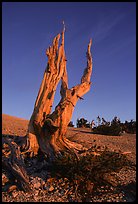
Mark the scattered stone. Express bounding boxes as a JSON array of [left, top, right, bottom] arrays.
[[2, 117, 136, 202], [64, 177, 68, 182], [12, 191, 18, 198], [48, 186, 54, 192], [34, 182, 41, 189], [2, 173, 9, 185], [47, 177, 55, 183], [61, 182, 65, 186]]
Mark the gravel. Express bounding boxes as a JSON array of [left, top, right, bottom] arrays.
[[2, 115, 136, 202]]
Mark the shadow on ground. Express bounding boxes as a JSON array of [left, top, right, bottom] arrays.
[[118, 181, 136, 202]]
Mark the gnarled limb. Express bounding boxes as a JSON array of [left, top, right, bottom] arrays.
[[2, 137, 31, 192]]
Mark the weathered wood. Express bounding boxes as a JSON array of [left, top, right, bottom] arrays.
[[26, 24, 93, 160], [2, 137, 31, 192]]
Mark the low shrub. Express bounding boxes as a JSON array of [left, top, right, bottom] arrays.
[[93, 124, 122, 136], [49, 145, 135, 202]]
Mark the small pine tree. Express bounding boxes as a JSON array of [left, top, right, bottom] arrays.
[[68, 121, 74, 127], [77, 118, 90, 128], [93, 116, 122, 136]]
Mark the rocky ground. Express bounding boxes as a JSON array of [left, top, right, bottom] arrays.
[[2, 114, 136, 202]]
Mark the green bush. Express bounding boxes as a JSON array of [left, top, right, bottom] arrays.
[[77, 118, 91, 128], [92, 116, 122, 136], [93, 124, 122, 136], [68, 121, 74, 127]]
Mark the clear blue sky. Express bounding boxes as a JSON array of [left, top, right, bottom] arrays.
[[2, 2, 136, 125]]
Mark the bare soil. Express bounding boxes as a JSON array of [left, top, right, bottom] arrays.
[[2, 114, 136, 202]]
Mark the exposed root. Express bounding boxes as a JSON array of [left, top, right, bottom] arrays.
[[2, 137, 31, 192]]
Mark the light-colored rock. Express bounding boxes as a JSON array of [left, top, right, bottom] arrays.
[[34, 182, 41, 189], [48, 186, 54, 192], [2, 173, 9, 185], [12, 191, 18, 198]]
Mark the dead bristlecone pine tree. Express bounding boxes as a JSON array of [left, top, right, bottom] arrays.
[[2, 24, 93, 192], [26, 23, 93, 161], [2, 25, 92, 191]]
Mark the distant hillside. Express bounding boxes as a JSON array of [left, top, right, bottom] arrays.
[[2, 114, 136, 164], [2, 114, 29, 121], [2, 114, 29, 136]]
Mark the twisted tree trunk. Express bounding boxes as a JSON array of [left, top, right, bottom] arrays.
[[2, 25, 93, 192], [26, 24, 93, 161]]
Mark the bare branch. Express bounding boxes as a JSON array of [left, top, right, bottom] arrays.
[[81, 39, 92, 83]]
